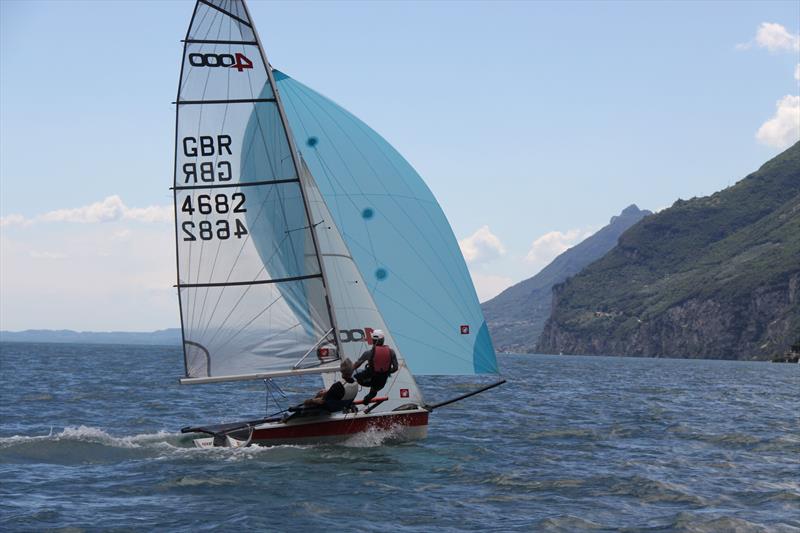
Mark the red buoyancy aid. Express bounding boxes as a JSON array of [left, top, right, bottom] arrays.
[[371, 345, 392, 374]]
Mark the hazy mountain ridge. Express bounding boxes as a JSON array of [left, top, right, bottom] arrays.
[[537, 142, 800, 360], [0, 329, 182, 346], [482, 205, 651, 352]]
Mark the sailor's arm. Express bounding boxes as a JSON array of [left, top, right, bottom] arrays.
[[390, 350, 399, 373], [353, 351, 370, 370]]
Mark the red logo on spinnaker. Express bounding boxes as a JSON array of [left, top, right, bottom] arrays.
[[400, 389, 409, 398], [460, 325, 470, 335]]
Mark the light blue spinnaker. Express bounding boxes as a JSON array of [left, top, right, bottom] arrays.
[[274, 70, 498, 375]]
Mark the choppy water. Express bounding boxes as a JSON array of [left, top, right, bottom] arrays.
[[0, 342, 798, 531]]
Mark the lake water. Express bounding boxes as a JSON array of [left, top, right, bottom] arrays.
[[1, 342, 798, 531]]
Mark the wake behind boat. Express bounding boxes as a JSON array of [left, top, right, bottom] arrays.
[[173, 0, 502, 448]]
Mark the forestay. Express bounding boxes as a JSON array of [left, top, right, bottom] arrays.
[[173, 0, 338, 382]]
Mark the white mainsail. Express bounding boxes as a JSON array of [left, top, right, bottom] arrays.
[[174, 0, 339, 382]]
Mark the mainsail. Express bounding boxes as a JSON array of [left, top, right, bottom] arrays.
[[174, 0, 338, 382]]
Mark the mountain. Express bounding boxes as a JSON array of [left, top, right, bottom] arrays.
[[0, 329, 182, 346], [538, 142, 800, 360], [482, 204, 652, 352]]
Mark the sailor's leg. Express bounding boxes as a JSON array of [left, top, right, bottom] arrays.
[[363, 387, 378, 404], [304, 397, 324, 407], [362, 373, 388, 403], [355, 369, 372, 386]]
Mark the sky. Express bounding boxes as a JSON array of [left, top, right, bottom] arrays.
[[1, 0, 798, 331]]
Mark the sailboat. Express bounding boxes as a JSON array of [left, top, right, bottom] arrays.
[[174, 0, 503, 448]]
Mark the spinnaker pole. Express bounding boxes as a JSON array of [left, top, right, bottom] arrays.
[[425, 380, 507, 411]]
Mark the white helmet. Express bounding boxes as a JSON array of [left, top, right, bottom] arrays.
[[371, 329, 385, 341]]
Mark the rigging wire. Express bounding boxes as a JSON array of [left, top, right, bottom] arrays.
[[264, 378, 288, 417]]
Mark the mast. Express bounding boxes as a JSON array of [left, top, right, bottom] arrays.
[[240, 0, 342, 355]]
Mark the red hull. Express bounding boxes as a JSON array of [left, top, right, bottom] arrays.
[[251, 411, 429, 442]]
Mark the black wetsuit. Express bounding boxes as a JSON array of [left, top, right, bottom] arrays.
[[323, 378, 357, 412]]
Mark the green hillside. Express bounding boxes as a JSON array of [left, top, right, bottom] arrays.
[[538, 142, 800, 359], [482, 205, 650, 352]]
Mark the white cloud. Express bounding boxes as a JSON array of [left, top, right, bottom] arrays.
[[755, 22, 800, 52], [123, 204, 173, 223], [470, 273, 513, 302], [459, 225, 506, 264], [2, 196, 171, 227], [524, 227, 595, 274], [39, 195, 126, 223], [738, 22, 800, 52], [1, 225, 177, 330], [795, 63, 800, 81], [0, 214, 29, 227], [29, 250, 68, 260], [756, 95, 800, 149]]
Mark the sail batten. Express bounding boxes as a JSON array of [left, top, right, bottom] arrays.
[[178, 273, 323, 289], [197, 0, 252, 27], [174, 177, 299, 191], [179, 362, 341, 385], [183, 39, 260, 45], [177, 98, 277, 105]]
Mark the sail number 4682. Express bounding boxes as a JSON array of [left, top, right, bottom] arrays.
[[181, 193, 245, 215], [182, 219, 248, 241], [181, 193, 249, 241]]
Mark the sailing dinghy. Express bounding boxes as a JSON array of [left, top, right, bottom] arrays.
[[174, 0, 502, 448]]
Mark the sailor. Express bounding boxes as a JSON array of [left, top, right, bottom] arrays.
[[303, 358, 358, 412], [353, 329, 398, 404]]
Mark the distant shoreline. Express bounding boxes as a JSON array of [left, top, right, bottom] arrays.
[[0, 329, 182, 346], [0, 331, 781, 362]]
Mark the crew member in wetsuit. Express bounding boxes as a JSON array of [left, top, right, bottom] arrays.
[[353, 329, 399, 404], [304, 358, 358, 412]]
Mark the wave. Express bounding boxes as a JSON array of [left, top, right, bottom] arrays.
[[483, 472, 707, 506], [0, 425, 179, 450], [0, 426, 312, 464], [341, 423, 409, 448], [605, 475, 708, 505], [535, 515, 605, 531], [484, 473, 586, 491], [668, 512, 788, 532]]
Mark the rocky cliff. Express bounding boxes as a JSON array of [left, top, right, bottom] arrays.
[[482, 205, 651, 352], [537, 142, 800, 360]]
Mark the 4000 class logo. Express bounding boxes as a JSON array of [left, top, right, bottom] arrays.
[[188, 52, 253, 72]]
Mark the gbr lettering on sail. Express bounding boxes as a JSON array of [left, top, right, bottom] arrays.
[[177, 50, 259, 242], [179, 135, 248, 242]]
